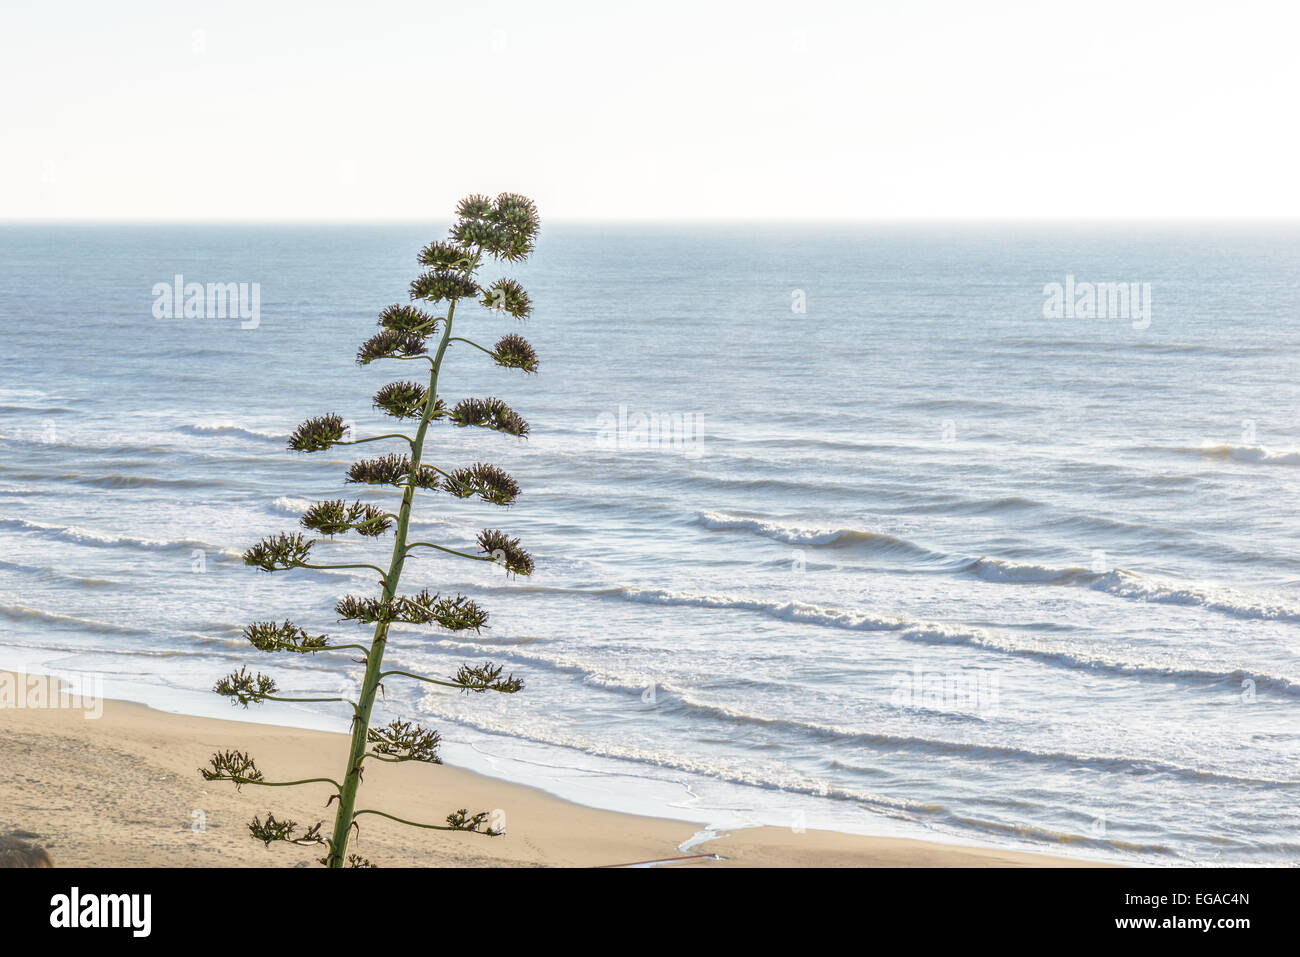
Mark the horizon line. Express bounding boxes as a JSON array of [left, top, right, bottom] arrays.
[[3, 215, 1299, 226]]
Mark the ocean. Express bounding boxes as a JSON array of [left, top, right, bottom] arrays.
[[1, 221, 1297, 865]]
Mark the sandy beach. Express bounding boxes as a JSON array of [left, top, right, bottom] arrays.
[[0, 672, 1105, 868]]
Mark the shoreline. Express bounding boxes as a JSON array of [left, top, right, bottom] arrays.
[[0, 670, 1110, 867]]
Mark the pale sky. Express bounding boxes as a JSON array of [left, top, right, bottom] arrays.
[[2, 0, 1297, 220]]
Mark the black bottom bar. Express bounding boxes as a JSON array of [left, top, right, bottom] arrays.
[[0, 865, 1279, 944]]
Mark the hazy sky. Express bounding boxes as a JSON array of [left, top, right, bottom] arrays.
[[3, 0, 1297, 220]]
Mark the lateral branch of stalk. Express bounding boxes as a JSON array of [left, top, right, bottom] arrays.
[[335, 433, 415, 450], [403, 541, 496, 563], [352, 807, 499, 836], [376, 668, 519, 693]]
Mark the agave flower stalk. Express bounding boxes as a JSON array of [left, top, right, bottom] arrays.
[[203, 193, 541, 867]]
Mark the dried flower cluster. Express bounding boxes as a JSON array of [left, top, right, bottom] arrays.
[[243, 620, 331, 654]]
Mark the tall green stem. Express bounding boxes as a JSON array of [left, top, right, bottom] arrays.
[[326, 302, 458, 866]]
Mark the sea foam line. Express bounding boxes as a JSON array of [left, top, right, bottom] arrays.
[[0, 516, 243, 559], [696, 511, 1300, 623], [1159, 443, 1300, 466], [179, 421, 287, 442]]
